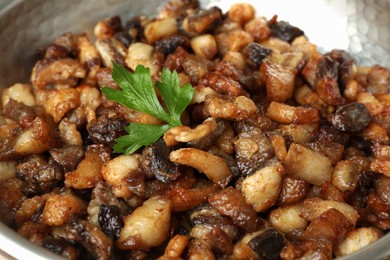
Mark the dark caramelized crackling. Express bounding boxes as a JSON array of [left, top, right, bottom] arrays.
[[0, 1, 389, 259]]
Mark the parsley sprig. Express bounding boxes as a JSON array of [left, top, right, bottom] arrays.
[[101, 63, 194, 154]]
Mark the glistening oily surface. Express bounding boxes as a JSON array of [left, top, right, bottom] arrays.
[[1, 0, 390, 87], [0, 0, 390, 260]]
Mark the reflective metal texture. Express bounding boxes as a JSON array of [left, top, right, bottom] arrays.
[[0, 0, 389, 259]]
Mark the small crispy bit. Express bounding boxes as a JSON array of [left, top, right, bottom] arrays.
[[373, 166, 390, 202], [76, 35, 101, 85], [180, 51, 215, 83], [94, 16, 123, 39], [372, 145, 390, 159], [167, 184, 219, 212], [164, 234, 189, 258], [65, 218, 113, 260], [315, 55, 345, 106], [215, 124, 235, 154], [284, 143, 332, 186], [1, 83, 35, 107], [144, 169, 197, 199], [0, 178, 26, 211], [95, 38, 127, 68], [228, 3, 255, 25], [156, 35, 190, 57], [277, 176, 310, 206], [304, 208, 353, 244], [116, 196, 171, 250], [205, 95, 257, 120], [320, 181, 345, 202], [261, 37, 292, 53], [190, 86, 218, 104], [241, 164, 284, 212], [268, 133, 287, 162], [242, 43, 272, 69], [59, 119, 83, 146], [261, 60, 295, 102], [217, 51, 247, 80], [126, 42, 161, 76], [306, 140, 345, 165], [190, 224, 233, 255], [180, 7, 223, 36], [15, 116, 62, 156], [187, 239, 215, 260], [291, 35, 318, 59], [31, 58, 86, 89], [335, 227, 382, 257], [215, 30, 254, 56], [145, 17, 179, 44], [164, 118, 218, 146], [49, 145, 84, 173], [190, 34, 218, 60], [301, 197, 359, 226], [101, 154, 142, 186], [234, 125, 275, 177], [17, 221, 52, 245], [294, 84, 334, 117], [244, 17, 271, 42], [270, 50, 304, 72], [15, 195, 47, 225], [198, 72, 247, 97], [279, 123, 319, 144], [266, 101, 320, 124], [42, 193, 86, 226], [370, 158, 390, 177], [362, 122, 389, 144], [269, 203, 308, 233], [246, 228, 285, 260], [343, 79, 359, 101], [43, 88, 80, 123], [0, 161, 17, 181], [16, 154, 63, 196], [209, 187, 258, 232], [141, 141, 180, 185], [170, 148, 233, 188], [332, 160, 359, 192], [357, 92, 384, 116], [65, 145, 111, 189], [87, 181, 127, 229], [102, 154, 144, 199], [78, 85, 101, 122], [2, 99, 36, 128]]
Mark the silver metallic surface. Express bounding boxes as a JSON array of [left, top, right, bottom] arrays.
[[0, 0, 389, 259]]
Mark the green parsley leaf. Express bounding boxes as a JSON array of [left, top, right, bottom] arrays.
[[113, 123, 170, 154], [101, 63, 194, 154], [102, 63, 171, 123], [156, 68, 194, 127]]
